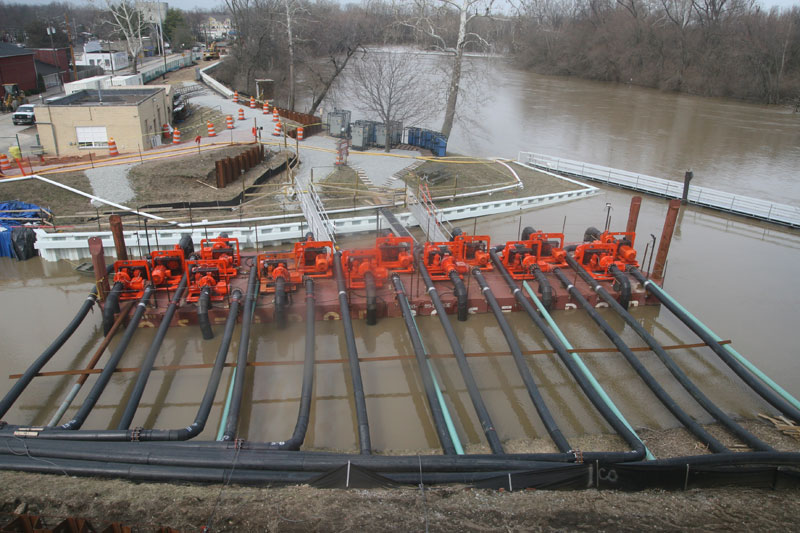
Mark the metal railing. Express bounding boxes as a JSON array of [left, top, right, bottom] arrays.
[[519, 152, 800, 228]]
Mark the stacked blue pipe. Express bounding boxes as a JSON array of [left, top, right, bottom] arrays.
[[405, 127, 448, 157]]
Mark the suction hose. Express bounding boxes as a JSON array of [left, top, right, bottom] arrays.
[[364, 271, 377, 326], [60, 285, 154, 431], [532, 265, 553, 311], [274, 275, 288, 330], [471, 267, 571, 453], [102, 282, 123, 335], [0, 280, 101, 419], [198, 286, 214, 340], [609, 264, 631, 309], [221, 266, 259, 441], [488, 249, 648, 461], [266, 278, 316, 450], [628, 266, 800, 423], [414, 247, 504, 453], [449, 270, 468, 321], [390, 274, 458, 455], [571, 259, 772, 451], [117, 274, 188, 430], [333, 251, 372, 454]]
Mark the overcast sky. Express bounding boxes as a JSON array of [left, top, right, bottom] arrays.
[[14, 0, 800, 10]]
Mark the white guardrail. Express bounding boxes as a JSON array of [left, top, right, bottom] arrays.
[[34, 187, 597, 261], [519, 152, 800, 228], [198, 62, 234, 99]]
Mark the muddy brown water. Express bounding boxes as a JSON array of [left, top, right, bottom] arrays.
[[1, 59, 799, 454]]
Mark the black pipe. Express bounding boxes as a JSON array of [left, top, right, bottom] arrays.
[[609, 264, 631, 309], [531, 266, 554, 311], [488, 250, 647, 461], [521, 226, 536, 241], [198, 286, 214, 340], [449, 269, 468, 321], [265, 279, 316, 450], [390, 274, 457, 455], [570, 259, 772, 451], [333, 251, 372, 454], [364, 271, 377, 326], [0, 283, 102, 420], [583, 226, 602, 242], [221, 266, 259, 441], [553, 263, 734, 453], [117, 274, 188, 430], [102, 282, 123, 335], [60, 285, 154, 430], [414, 249, 504, 454], [628, 266, 800, 424], [274, 275, 288, 329], [471, 268, 571, 453]]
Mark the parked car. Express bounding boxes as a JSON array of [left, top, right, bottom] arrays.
[[12, 104, 35, 125]]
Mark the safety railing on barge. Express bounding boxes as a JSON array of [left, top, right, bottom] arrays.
[[518, 152, 800, 228]]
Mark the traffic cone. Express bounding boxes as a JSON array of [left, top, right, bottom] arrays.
[[233, 91, 239, 104], [334, 151, 342, 166], [108, 138, 119, 157], [172, 129, 181, 144], [226, 115, 234, 129], [273, 121, 282, 137], [263, 101, 269, 115], [249, 95, 256, 109], [297, 127, 304, 141], [272, 107, 279, 122], [207, 121, 216, 137], [0, 153, 12, 173], [238, 108, 245, 120]]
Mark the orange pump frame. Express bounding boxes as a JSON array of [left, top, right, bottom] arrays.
[[573, 231, 639, 281], [256, 239, 334, 294], [422, 234, 491, 281], [342, 235, 414, 289], [500, 232, 567, 279]]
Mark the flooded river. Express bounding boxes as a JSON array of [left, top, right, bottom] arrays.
[[1, 58, 799, 453]]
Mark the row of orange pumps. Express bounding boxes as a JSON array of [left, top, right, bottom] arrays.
[[108, 228, 641, 300]]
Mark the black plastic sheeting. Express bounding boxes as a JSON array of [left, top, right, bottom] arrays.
[[0, 200, 47, 259]]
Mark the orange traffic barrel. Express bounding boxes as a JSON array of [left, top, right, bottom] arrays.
[[207, 121, 216, 137], [273, 121, 282, 136], [263, 101, 269, 115], [297, 127, 304, 141], [249, 95, 256, 109], [108, 138, 119, 156], [272, 107, 279, 122], [172, 129, 181, 144], [238, 108, 245, 120], [0, 153, 12, 172], [226, 115, 234, 129], [233, 91, 239, 103]]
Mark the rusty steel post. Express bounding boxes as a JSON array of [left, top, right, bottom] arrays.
[[652, 199, 681, 279], [89, 236, 110, 301], [216, 159, 225, 188], [109, 214, 128, 261], [232, 155, 241, 180], [626, 196, 642, 234], [224, 157, 233, 186]]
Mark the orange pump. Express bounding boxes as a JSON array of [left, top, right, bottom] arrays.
[[185, 259, 233, 302], [342, 234, 414, 289], [112, 260, 150, 300], [149, 250, 186, 290], [199, 238, 241, 270], [500, 232, 567, 279], [422, 233, 492, 281], [256, 237, 334, 294], [573, 231, 639, 281]]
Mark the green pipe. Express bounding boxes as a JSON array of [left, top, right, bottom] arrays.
[[523, 281, 655, 460], [412, 314, 464, 455], [640, 278, 800, 413], [216, 367, 237, 441]]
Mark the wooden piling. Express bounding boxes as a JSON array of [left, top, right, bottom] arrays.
[[653, 199, 681, 279]]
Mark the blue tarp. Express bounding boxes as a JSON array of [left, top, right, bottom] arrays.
[[0, 201, 49, 258]]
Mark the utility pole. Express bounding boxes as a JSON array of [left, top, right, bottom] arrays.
[[65, 12, 78, 82], [46, 24, 62, 88], [158, 3, 167, 80]]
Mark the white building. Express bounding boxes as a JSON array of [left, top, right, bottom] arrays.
[[200, 17, 231, 41], [75, 51, 129, 72]]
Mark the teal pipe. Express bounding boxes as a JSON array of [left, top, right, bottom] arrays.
[[412, 315, 464, 455], [216, 367, 237, 441], [639, 278, 800, 414], [523, 281, 655, 460]]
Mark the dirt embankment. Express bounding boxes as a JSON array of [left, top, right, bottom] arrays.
[[1, 471, 799, 532]]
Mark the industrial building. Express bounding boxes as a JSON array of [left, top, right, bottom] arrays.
[[35, 87, 171, 156]]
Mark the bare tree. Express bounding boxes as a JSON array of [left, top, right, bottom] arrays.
[[346, 50, 441, 151], [396, 0, 499, 138], [102, 0, 146, 73]]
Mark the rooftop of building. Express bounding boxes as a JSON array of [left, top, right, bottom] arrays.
[[47, 88, 164, 107]]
